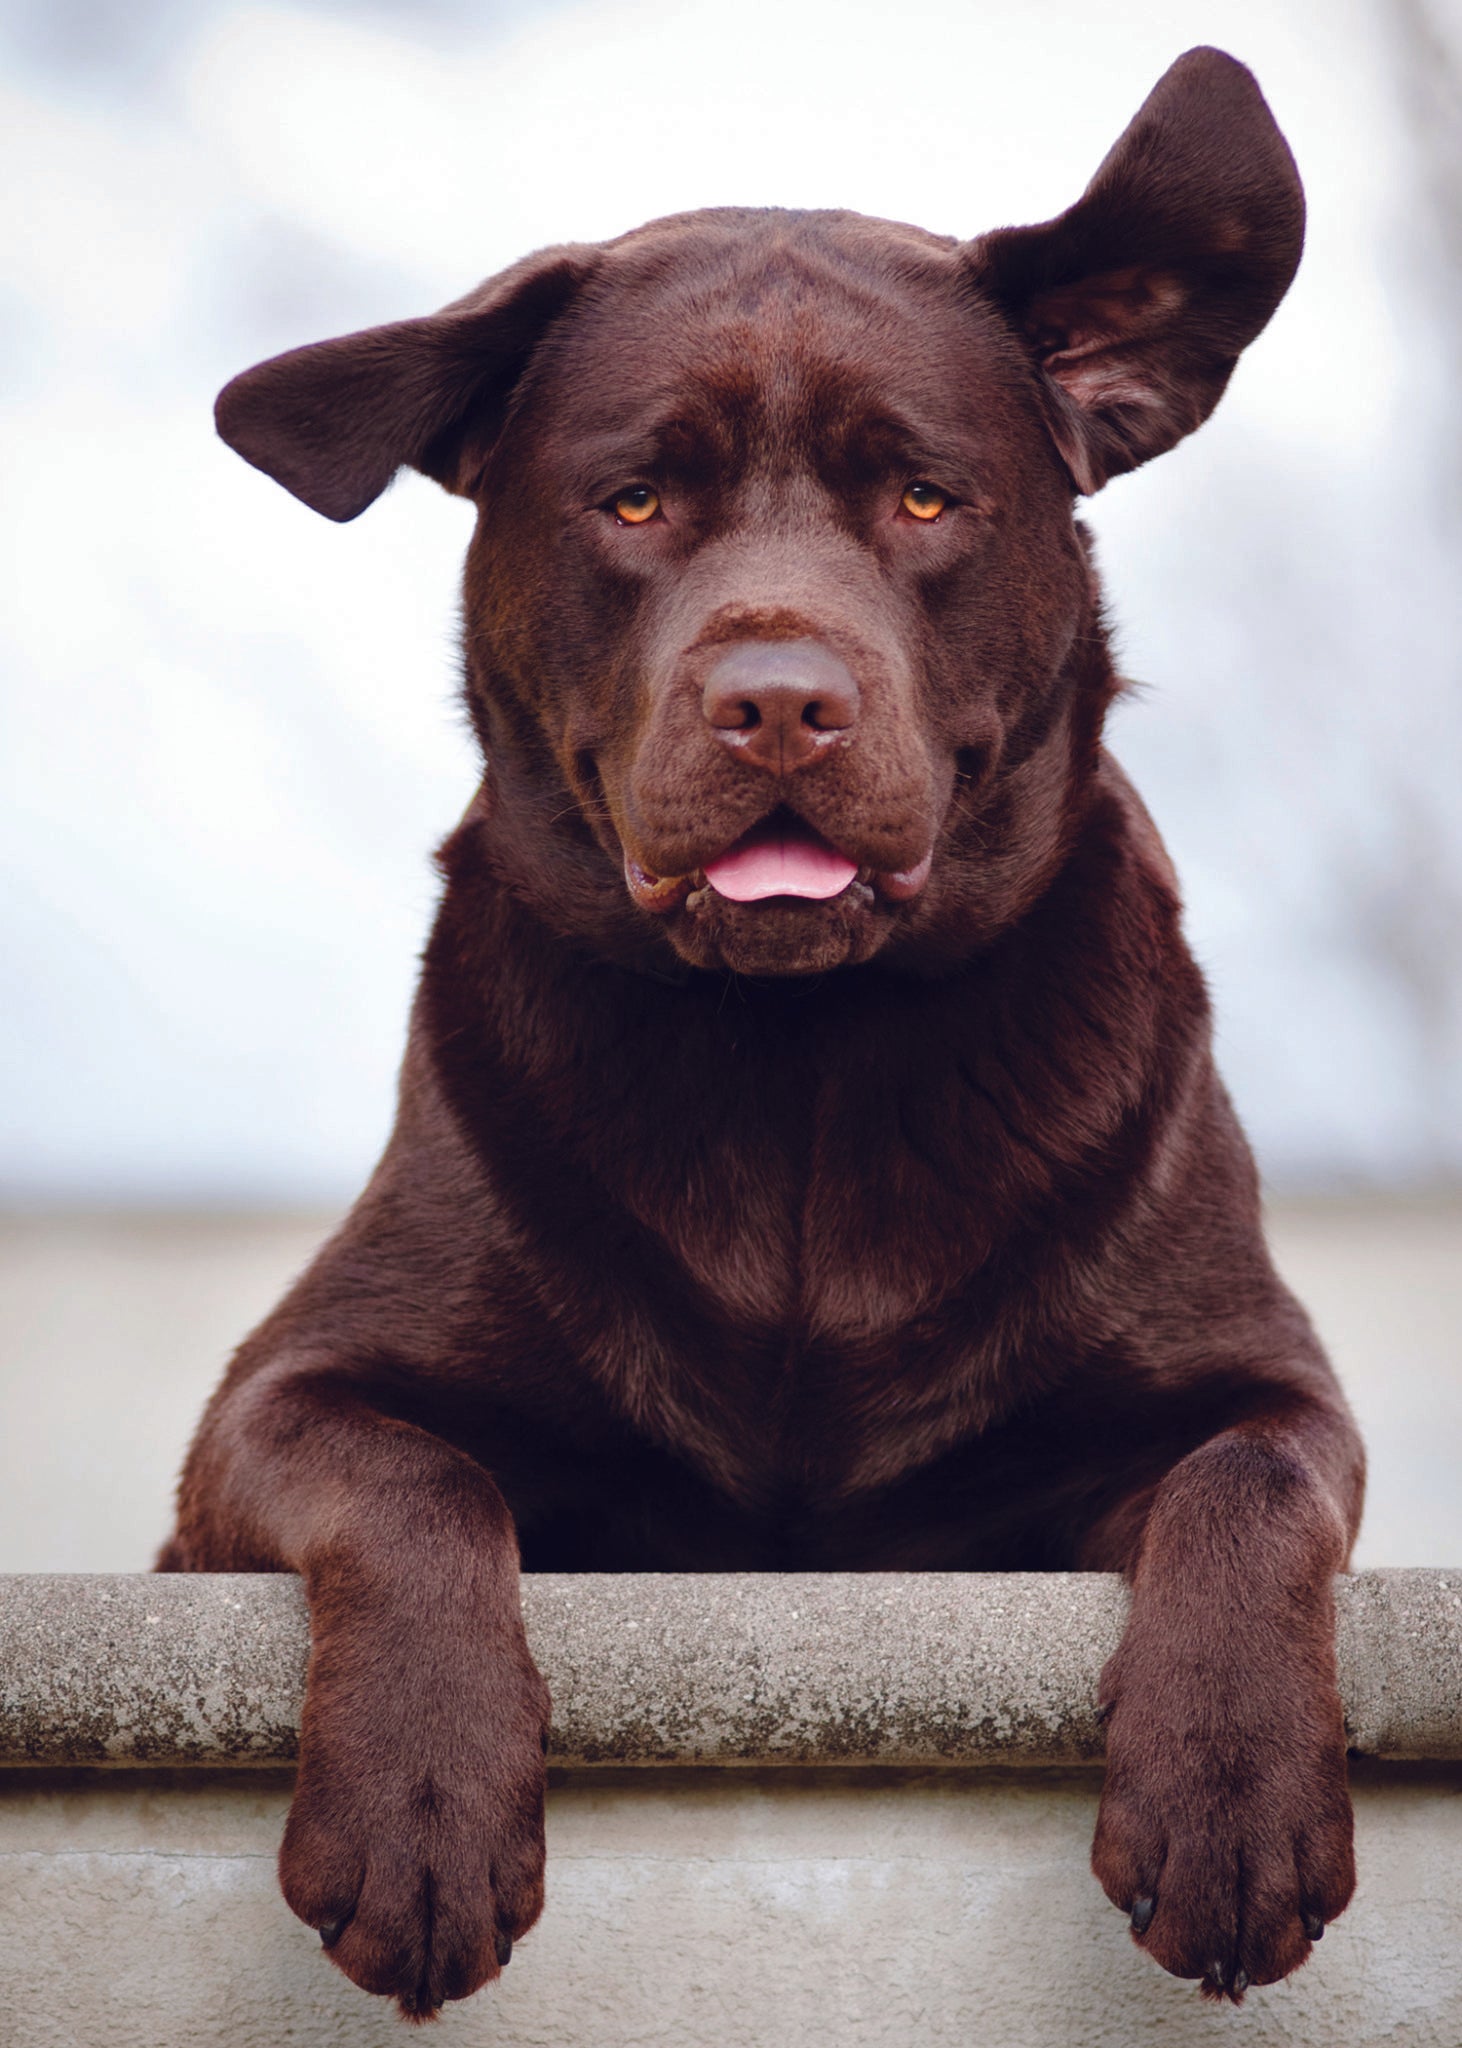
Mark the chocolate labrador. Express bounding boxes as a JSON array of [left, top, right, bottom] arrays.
[[162, 46, 1363, 2018]]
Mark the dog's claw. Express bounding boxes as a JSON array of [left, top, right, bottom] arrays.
[[496, 1929, 513, 1968], [1303, 1911, 1325, 1942], [318, 1917, 347, 1950], [1129, 1895, 1155, 1936], [1232, 1968, 1249, 1995]]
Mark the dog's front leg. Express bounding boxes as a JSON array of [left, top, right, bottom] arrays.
[[169, 1360, 549, 2019], [1089, 1397, 1363, 2000]]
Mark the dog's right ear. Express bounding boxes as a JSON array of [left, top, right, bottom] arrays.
[[215, 245, 598, 522]]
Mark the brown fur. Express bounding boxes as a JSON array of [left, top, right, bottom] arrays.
[[165, 48, 1362, 2017]]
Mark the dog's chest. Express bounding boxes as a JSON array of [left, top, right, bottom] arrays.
[[466, 961, 1123, 1503], [565, 1085, 1051, 1503]]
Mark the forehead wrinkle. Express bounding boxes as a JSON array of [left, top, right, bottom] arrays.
[[553, 225, 962, 399], [657, 267, 1023, 447], [532, 227, 1031, 486], [557, 341, 980, 505]]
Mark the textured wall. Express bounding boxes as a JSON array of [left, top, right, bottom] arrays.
[[6, 1571, 1462, 1767], [3, 1573, 1462, 2040], [4, 1764, 1462, 2047]]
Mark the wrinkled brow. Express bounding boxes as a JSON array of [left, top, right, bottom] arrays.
[[808, 394, 995, 499], [559, 402, 753, 501]]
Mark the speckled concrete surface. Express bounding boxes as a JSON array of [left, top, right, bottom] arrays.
[[3, 1570, 1461, 1766], [2, 1764, 1460, 2047]]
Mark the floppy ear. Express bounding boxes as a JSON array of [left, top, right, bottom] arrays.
[[215, 244, 599, 521], [968, 48, 1304, 494]]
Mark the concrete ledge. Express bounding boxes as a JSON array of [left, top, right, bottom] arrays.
[[2, 1568, 1460, 1768]]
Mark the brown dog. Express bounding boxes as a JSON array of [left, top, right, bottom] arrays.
[[162, 46, 1363, 2019]]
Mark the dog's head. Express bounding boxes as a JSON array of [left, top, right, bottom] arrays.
[[218, 47, 1301, 978]]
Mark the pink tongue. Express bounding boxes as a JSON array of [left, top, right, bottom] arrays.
[[704, 822, 858, 903]]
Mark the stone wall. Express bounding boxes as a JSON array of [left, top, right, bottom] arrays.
[[4, 1573, 1461, 2045]]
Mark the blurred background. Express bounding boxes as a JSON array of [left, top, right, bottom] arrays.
[[1, 0, 1458, 1570]]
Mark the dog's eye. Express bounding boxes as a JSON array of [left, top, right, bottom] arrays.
[[613, 487, 661, 525], [900, 482, 948, 522]]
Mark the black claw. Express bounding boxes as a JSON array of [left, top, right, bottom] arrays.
[[1303, 1911, 1325, 1942], [496, 1929, 513, 1968], [1129, 1895, 1155, 1936], [1233, 1969, 1249, 1995], [318, 1917, 347, 1950], [1208, 1959, 1228, 1991]]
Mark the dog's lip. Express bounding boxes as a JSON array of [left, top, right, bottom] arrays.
[[870, 850, 933, 901], [623, 853, 697, 914]]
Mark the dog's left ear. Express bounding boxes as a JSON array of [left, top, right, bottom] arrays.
[[215, 243, 599, 521], [969, 48, 1304, 494]]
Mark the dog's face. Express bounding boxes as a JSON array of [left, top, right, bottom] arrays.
[[468, 214, 1091, 976], [217, 47, 1303, 977]]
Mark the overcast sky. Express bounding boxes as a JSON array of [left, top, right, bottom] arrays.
[[2, 0, 1459, 1202]]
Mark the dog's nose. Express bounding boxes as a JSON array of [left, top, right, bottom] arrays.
[[702, 640, 859, 773]]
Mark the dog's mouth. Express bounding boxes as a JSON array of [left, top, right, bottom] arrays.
[[623, 811, 933, 916], [704, 814, 858, 902]]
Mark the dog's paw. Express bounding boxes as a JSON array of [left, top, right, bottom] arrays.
[[279, 1645, 550, 2019], [1091, 1649, 1354, 1999]]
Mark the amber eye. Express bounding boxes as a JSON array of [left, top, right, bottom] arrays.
[[901, 482, 948, 521], [613, 486, 661, 525]]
